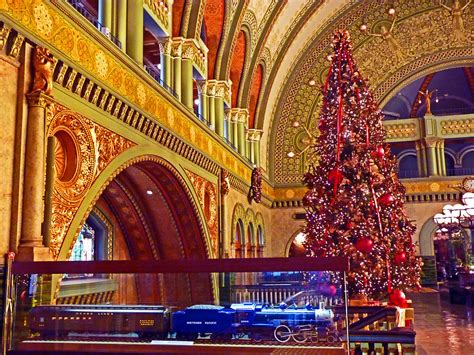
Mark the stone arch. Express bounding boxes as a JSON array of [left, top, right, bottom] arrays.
[[231, 203, 246, 257], [285, 228, 306, 257], [459, 146, 474, 166], [379, 59, 474, 107], [229, 30, 248, 108], [57, 149, 214, 306], [419, 217, 438, 256]]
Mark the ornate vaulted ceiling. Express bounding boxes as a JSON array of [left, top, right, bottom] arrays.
[[208, 0, 473, 186]]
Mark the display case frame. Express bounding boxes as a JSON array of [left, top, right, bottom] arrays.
[[3, 253, 350, 354]]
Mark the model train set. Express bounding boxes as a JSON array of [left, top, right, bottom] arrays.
[[29, 302, 340, 344]]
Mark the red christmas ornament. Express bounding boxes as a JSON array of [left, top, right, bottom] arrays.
[[379, 193, 394, 206], [372, 146, 385, 159], [326, 284, 337, 296], [389, 289, 407, 308], [328, 168, 344, 185], [355, 237, 373, 253], [346, 221, 354, 229], [394, 251, 407, 264]]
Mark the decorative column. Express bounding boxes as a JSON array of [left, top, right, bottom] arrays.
[[237, 109, 248, 156], [98, 0, 113, 30], [424, 137, 440, 176], [226, 109, 234, 144], [415, 140, 428, 177], [181, 40, 195, 109], [436, 139, 446, 176], [116, 0, 127, 51], [171, 39, 183, 100], [247, 129, 263, 165], [17, 91, 54, 261], [17, 47, 55, 261], [196, 80, 208, 122], [126, 0, 143, 65], [207, 81, 216, 130], [158, 37, 172, 88], [214, 86, 225, 136]]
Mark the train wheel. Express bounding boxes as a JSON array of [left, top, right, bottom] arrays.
[[326, 334, 336, 344], [274, 325, 291, 343], [291, 326, 307, 343]]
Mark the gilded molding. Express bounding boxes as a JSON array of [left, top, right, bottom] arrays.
[[26, 91, 54, 108], [0, 22, 11, 50], [246, 128, 263, 142], [8, 31, 24, 58], [439, 115, 474, 137], [185, 170, 219, 258], [143, 0, 170, 32], [0, 0, 255, 191], [383, 119, 420, 141], [181, 37, 207, 78], [47, 103, 135, 258], [70, 155, 212, 261], [270, 2, 474, 185], [157, 37, 171, 55]]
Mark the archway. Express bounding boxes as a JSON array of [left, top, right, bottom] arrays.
[[65, 158, 214, 308], [287, 231, 307, 257]]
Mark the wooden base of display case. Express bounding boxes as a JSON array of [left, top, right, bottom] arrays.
[[13, 340, 347, 354]]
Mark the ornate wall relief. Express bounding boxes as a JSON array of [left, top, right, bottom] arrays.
[[47, 104, 135, 258], [185, 170, 218, 258]]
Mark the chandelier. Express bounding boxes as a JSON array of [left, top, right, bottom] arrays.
[[433, 192, 474, 229]]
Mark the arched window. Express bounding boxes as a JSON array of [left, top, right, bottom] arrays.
[[247, 222, 255, 258], [257, 225, 264, 257], [234, 219, 244, 258], [398, 153, 418, 178], [68, 210, 111, 278]]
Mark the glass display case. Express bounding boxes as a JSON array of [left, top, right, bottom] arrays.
[[3, 254, 349, 354]]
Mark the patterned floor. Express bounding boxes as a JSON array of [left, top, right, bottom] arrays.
[[409, 290, 473, 354]]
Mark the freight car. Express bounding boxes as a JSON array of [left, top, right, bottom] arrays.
[[29, 304, 170, 339]]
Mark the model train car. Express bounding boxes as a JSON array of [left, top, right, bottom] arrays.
[[29, 302, 338, 344], [29, 305, 170, 339]]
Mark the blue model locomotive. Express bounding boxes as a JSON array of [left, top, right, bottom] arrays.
[[29, 302, 338, 344]]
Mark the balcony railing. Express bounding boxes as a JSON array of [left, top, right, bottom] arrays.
[[68, 1, 122, 49], [447, 167, 474, 176], [398, 170, 420, 179], [143, 64, 178, 98]]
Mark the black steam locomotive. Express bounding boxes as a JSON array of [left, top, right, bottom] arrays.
[[29, 302, 339, 344]]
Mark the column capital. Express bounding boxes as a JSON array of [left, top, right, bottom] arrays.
[[157, 36, 172, 54], [196, 80, 208, 94], [207, 80, 231, 104], [246, 128, 263, 142], [171, 38, 184, 57], [424, 137, 444, 147], [228, 108, 249, 123], [26, 91, 55, 108]]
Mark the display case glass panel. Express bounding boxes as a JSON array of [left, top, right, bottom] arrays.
[[4, 257, 349, 353]]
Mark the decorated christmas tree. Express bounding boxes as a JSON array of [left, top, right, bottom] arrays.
[[302, 30, 421, 303]]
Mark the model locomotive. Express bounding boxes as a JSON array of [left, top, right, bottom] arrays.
[[29, 302, 339, 344]]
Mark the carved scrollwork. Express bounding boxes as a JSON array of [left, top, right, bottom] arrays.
[[186, 170, 219, 257], [48, 104, 135, 258], [31, 46, 55, 95]]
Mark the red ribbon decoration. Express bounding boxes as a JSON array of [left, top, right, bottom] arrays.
[[348, 55, 392, 294]]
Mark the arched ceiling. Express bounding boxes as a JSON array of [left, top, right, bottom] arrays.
[[179, 0, 474, 186]]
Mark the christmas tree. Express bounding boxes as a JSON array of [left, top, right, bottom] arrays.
[[302, 30, 421, 301]]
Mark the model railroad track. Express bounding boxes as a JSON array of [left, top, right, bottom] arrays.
[[28, 336, 153, 343], [195, 338, 343, 347], [27, 336, 342, 347]]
